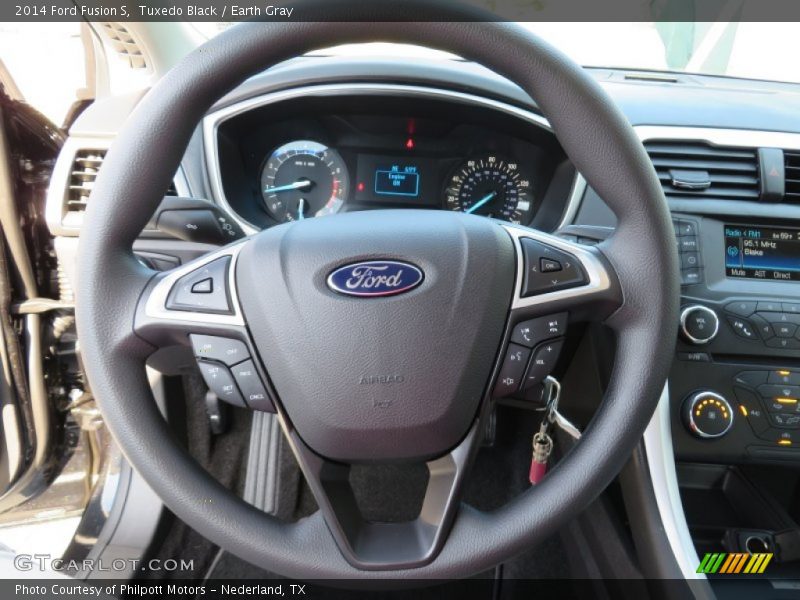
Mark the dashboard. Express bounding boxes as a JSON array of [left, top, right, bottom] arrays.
[[206, 87, 575, 233]]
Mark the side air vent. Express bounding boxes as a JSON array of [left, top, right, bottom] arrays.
[[784, 151, 800, 201], [66, 149, 106, 213], [644, 141, 760, 202], [99, 22, 148, 69]]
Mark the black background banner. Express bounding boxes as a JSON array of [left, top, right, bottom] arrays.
[[4, 0, 800, 22]]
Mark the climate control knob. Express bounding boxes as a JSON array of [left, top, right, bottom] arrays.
[[680, 305, 719, 345], [683, 391, 734, 439]]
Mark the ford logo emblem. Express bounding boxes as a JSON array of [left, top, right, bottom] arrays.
[[327, 260, 424, 297]]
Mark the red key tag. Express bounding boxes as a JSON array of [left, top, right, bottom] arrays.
[[529, 431, 553, 485]]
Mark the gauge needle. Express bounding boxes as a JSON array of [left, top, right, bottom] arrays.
[[466, 191, 497, 214], [264, 180, 313, 194], [298, 198, 306, 221]]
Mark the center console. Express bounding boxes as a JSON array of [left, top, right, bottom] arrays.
[[671, 216, 800, 464]]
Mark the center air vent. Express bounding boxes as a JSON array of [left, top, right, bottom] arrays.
[[644, 141, 760, 202], [784, 151, 800, 202]]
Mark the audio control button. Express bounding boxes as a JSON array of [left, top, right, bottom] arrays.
[[727, 316, 758, 340], [680, 305, 719, 344], [725, 301, 757, 317]]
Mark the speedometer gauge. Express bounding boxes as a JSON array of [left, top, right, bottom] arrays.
[[445, 155, 532, 223], [260, 140, 349, 223]]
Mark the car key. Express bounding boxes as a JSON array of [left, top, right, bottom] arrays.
[[529, 377, 560, 484], [542, 376, 582, 441]]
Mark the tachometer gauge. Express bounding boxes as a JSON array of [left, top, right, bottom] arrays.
[[445, 155, 532, 223], [260, 141, 349, 222]]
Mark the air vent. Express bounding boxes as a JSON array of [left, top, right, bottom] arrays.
[[645, 141, 760, 202], [784, 151, 800, 201], [99, 22, 148, 69], [66, 149, 106, 213]]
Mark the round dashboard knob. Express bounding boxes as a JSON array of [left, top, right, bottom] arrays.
[[680, 305, 719, 345], [683, 391, 734, 439]]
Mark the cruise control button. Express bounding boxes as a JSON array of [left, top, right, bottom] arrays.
[[523, 339, 564, 390], [725, 301, 757, 317], [197, 360, 245, 407], [510, 313, 568, 347], [190, 334, 249, 366], [727, 316, 758, 340], [166, 256, 232, 314], [520, 238, 587, 297], [231, 360, 273, 412], [493, 343, 531, 397]]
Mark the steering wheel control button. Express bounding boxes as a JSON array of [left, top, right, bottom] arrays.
[[523, 339, 564, 390], [190, 335, 250, 366], [519, 238, 586, 297], [510, 312, 568, 347], [683, 391, 734, 439], [157, 209, 227, 245], [680, 305, 719, 344], [230, 360, 273, 412], [540, 258, 562, 273], [166, 256, 232, 314], [197, 361, 245, 408], [191, 278, 213, 294], [493, 343, 531, 397]]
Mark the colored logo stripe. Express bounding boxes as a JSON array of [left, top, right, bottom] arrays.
[[697, 553, 773, 574]]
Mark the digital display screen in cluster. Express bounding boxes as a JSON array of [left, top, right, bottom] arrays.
[[725, 224, 800, 282], [354, 154, 438, 206], [374, 165, 420, 197]]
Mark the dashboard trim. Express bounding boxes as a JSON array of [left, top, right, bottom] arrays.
[[201, 82, 586, 234], [635, 125, 800, 150]]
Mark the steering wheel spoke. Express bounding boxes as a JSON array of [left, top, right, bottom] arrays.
[[283, 419, 481, 570]]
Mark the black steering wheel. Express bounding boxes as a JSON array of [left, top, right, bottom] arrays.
[[76, 3, 679, 579]]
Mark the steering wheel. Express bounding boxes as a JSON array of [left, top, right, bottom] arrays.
[[76, 4, 679, 579]]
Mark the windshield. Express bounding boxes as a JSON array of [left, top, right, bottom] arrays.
[[194, 21, 800, 85]]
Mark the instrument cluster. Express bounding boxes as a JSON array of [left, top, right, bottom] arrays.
[[213, 93, 572, 231]]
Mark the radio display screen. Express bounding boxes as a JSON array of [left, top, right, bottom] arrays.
[[725, 224, 800, 282]]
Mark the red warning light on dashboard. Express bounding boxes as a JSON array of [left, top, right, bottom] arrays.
[[405, 138, 415, 149], [357, 182, 365, 192]]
